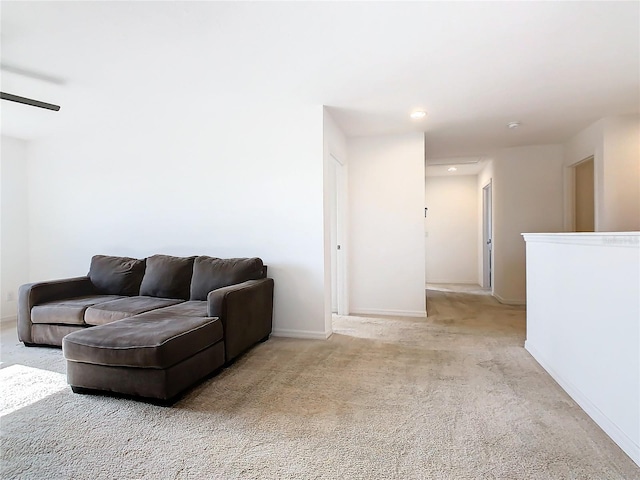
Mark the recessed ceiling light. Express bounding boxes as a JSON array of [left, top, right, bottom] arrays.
[[410, 111, 427, 120], [507, 121, 521, 129], [447, 167, 457, 172]]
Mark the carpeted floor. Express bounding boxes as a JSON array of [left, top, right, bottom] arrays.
[[1, 288, 638, 479]]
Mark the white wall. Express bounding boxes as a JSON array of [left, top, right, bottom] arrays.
[[1, 136, 30, 322], [563, 114, 640, 232], [425, 175, 478, 284], [323, 108, 348, 334], [348, 132, 426, 317], [477, 161, 494, 287], [26, 100, 327, 338], [602, 115, 640, 231], [492, 145, 564, 304], [524, 233, 640, 467]]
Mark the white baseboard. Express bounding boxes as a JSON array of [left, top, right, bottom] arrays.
[[525, 341, 640, 467], [493, 293, 526, 306], [1, 315, 17, 325], [271, 328, 331, 340], [349, 308, 427, 318]]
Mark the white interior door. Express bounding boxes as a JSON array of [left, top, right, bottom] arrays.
[[330, 154, 348, 315], [482, 182, 493, 289]]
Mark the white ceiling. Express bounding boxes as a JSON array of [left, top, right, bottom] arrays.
[[1, 1, 638, 159]]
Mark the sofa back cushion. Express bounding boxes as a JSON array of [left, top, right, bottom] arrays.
[[139, 255, 196, 300], [190, 256, 265, 300], [88, 255, 146, 296]]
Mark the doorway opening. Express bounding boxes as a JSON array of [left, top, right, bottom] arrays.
[[425, 170, 488, 298], [482, 181, 492, 290], [573, 156, 595, 232]]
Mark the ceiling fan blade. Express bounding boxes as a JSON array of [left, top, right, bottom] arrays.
[[0, 92, 60, 111]]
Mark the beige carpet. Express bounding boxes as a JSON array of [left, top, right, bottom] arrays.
[[1, 288, 638, 479]]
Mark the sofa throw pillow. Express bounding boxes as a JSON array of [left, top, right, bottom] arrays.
[[190, 256, 264, 300], [88, 255, 146, 296], [139, 255, 196, 300]]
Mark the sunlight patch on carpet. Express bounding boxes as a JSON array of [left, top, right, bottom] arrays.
[[0, 364, 67, 417]]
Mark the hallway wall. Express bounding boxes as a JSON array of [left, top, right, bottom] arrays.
[[492, 145, 564, 304], [348, 132, 426, 317], [425, 175, 478, 284]]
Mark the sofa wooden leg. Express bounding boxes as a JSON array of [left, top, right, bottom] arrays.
[[71, 386, 92, 395]]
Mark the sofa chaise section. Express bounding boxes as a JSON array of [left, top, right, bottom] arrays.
[[63, 314, 225, 403]]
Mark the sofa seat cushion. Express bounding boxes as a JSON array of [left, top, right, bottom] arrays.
[[84, 296, 184, 326], [136, 300, 208, 318], [31, 295, 125, 325], [63, 316, 223, 369]]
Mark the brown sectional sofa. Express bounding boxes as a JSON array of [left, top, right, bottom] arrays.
[[18, 254, 274, 403]]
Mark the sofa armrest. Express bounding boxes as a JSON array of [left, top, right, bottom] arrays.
[[18, 276, 95, 344], [207, 278, 274, 363]]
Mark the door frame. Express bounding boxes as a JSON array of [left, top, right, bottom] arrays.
[[570, 155, 595, 232]]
